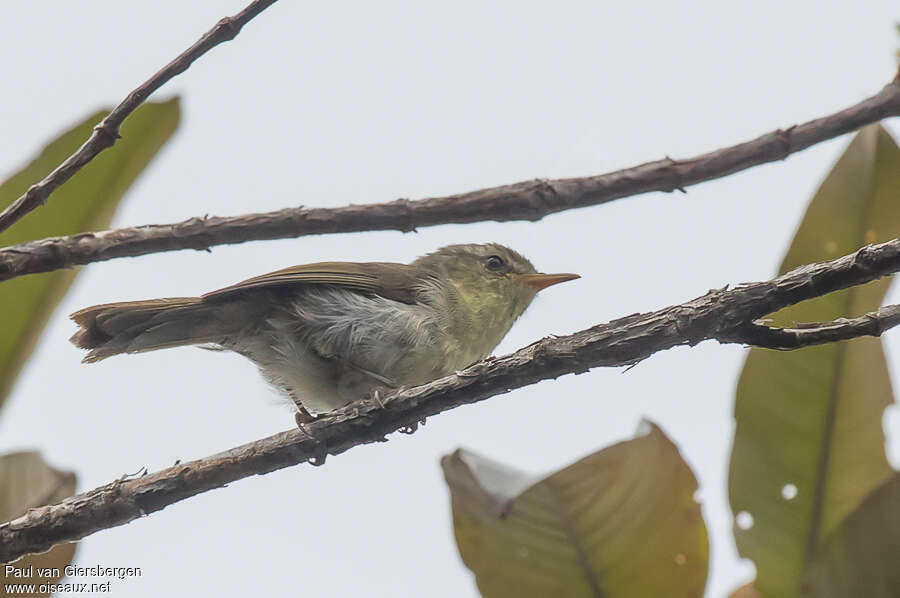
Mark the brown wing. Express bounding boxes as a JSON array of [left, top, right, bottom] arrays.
[[200, 261, 422, 304]]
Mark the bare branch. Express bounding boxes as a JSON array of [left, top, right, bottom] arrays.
[[3, 238, 900, 562], [0, 0, 279, 235], [2, 80, 900, 282], [721, 304, 900, 349]]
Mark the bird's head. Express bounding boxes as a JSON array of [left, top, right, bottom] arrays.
[[414, 243, 579, 333]]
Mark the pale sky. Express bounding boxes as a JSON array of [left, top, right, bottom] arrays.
[[1, 1, 899, 596]]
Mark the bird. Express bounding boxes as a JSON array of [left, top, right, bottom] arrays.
[[70, 243, 579, 421]]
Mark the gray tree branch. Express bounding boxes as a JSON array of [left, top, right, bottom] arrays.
[[0, 0, 279, 235], [2, 79, 900, 282], [3, 238, 900, 563], [719, 304, 900, 349]]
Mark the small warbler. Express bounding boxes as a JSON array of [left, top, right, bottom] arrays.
[[71, 243, 578, 420]]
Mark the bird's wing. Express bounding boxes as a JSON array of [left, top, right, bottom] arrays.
[[200, 261, 421, 304]]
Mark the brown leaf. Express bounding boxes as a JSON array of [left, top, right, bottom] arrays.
[[443, 421, 708, 598], [0, 452, 77, 597]]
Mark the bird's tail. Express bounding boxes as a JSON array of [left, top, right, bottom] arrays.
[[70, 297, 246, 363]]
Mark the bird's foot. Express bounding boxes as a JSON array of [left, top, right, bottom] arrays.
[[366, 386, 395, 410], [294, 406, 317, 426], [294, 408, 328, 466], [398, 418, 427, 434], [372, 389, 385, 409]]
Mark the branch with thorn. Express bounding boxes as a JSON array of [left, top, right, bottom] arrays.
[[1, 78, 899, 282], [0, 0, 279, 235], [3, 237, 900, 563]]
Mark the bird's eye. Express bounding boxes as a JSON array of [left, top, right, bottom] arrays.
[[485, 255, 506, 271]]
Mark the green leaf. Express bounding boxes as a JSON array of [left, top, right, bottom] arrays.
[[0, 452, 77, 597], [728, 124, 900, 598], [0, 98, 181, 409], [803, 473, 900, 597], [443, 422, 708, 598]]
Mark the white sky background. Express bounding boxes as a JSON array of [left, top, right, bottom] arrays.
[[2, 1, 899, 596]]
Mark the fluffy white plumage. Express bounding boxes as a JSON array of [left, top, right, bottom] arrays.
[[237, 286, 445, 414]]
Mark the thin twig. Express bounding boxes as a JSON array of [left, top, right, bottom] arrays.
[[3, 238, 900, 562], [0, 0, 279, 235]]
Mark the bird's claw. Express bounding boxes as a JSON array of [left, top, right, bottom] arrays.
[[398, 417, 427, 434], [294, 407, 317, 426], [308, 450, 328, 467], [294, 408, 329, 465]]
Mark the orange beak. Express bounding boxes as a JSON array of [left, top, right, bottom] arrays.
[[518, 272, 580, 292]]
